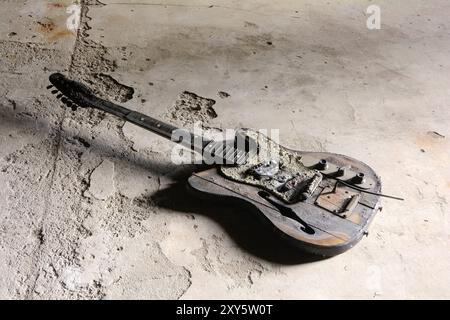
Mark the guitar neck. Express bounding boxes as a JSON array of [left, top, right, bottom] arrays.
[[49, 73, 220, 158], [88, 95, 211, 153]]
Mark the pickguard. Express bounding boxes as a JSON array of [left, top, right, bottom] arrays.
[[220, 129, 323, 204]]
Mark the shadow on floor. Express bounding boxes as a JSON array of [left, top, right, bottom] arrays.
[[152, 174, 327, 265], [1, 99, 325, 265]]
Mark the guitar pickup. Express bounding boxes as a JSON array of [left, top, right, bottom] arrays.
[[279, 172, 322, 202]]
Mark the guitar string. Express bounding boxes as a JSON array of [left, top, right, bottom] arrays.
[[325, 176, 405, 201]]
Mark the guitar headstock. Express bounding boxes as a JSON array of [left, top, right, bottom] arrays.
[[47, 73, 94, 111]]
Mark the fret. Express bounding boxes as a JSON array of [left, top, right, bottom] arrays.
[[95, 102, 248, 164]]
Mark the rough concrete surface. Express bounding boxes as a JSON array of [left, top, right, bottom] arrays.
[[0, 0, 449, 299]]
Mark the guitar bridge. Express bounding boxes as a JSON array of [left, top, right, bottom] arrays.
[[315, 184, 361, 217]]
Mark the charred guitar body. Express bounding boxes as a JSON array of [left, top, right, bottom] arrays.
[[188, 130, 382, 257]]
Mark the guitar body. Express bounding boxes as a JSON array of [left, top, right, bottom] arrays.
[[187, 132, 382, 257]]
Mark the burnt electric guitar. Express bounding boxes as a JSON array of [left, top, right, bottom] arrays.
[[47, 73, 401, 256]]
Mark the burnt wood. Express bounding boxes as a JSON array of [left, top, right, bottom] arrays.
[[48, 72, 384, 257]]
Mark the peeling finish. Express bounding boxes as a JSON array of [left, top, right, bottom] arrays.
[[165, 91, 217, 127], [86, 159, 115, 200]]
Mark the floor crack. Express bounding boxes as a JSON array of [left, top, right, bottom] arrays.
[[24, 0, 89, 300]]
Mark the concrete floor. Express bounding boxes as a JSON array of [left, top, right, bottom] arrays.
[[0, 0, 449, 299]]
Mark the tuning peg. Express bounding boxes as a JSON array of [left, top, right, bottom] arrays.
[[61, 97, 68, 104], [47, 85, 54, 90], [56, 94, 63, 99], [51, 90, 59, 95]]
